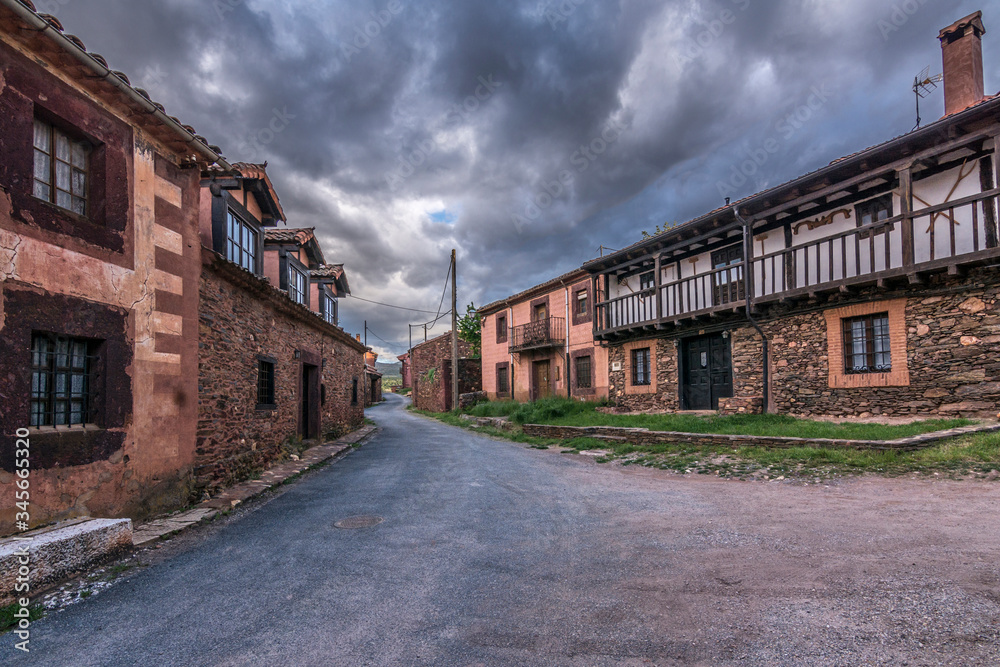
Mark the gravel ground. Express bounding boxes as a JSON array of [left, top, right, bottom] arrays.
[[4, 393, 999, 666]]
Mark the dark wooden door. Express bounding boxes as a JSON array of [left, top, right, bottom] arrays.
[[532, 360, 552, 401], [300, 364, 320, 439], [682, 334, 733, 410]]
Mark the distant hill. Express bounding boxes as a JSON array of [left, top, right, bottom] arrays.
[[376, 361, 402, 377]]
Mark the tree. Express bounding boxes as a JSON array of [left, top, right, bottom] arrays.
[[457, 302, 481, 358]]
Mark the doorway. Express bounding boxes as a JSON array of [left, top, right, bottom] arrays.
[[300, 363, 320, 439], [531, 359, 552, 401], [681, 334, 733, 410]]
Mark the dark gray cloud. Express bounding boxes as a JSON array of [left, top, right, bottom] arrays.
[[48, 0, 1000, 357]]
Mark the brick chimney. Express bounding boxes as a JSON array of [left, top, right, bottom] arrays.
[[939, 11, 987, 116]]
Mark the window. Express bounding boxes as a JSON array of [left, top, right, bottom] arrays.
[[534, 303, 547, 321], [352, 378, 359, 405], [227, 210, 257, 272], [711, 246, 745, 305], [33, 118, 90, 216], [322, 290, 338, 325], [288, 263, 308, 306], [496, 314, 508, 343], [257, 358, 276, 408], [30, 333, 97, 427], [856, 195, 893, 237], [843, 313, 892, 374], [640, 272, 655, 292], [576, 290, 588, 316], [575, 355, 592, 389], [497, 365, 509, 394], [631, 348, 651, 386]]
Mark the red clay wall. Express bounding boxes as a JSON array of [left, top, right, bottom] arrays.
[[410, 334, 478, 412]]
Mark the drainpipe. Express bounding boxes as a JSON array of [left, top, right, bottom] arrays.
[[733, 207, 770, 414], [2, 0, 232, 171], [563, 280, 571, 399], [508, 305, 515, 400]]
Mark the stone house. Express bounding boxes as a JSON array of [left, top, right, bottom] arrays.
[[397, 352, 412, 389], [364, 349, 383, 406], [197, 168, 367, 496], [585, 11, 1000, 418], [410, 333, 481, 412], [0, 3, 229, 533], [480, 269, 609, 402], [0, 2, 368, 535]]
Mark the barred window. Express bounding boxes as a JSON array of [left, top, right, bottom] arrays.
[[257, 359, 275, 407], [497, 366, 509, 394], [227, 210, 257, 272], [575, 355, 592, 389], [30, 333, 97, 427], [33, 118, 90, 217], [844, 313, 892, 374], [631, 348, 651, 386], [576, 290, 588, 316], [288, 264, 308, 305]]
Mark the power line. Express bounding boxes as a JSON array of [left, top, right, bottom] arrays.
[[347, 294, 441, 314]]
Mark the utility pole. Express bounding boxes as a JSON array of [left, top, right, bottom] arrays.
[[364, 320, 367, 347], [424, 324, 427, 342], [408, 325, 412, 353], [451, 249, 459, 412]]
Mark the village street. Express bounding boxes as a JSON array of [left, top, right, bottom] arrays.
[[5, 393, 1000, 666]]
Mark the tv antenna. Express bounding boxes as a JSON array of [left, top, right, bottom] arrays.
[[913, 66, 943, 130]]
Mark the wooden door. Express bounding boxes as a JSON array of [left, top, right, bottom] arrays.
[[300, 364, 320, 439], [532, 360, 552, 401], [682, 334, 733, 410]]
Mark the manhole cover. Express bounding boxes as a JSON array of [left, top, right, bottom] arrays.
[[335, 515, 384, 529]]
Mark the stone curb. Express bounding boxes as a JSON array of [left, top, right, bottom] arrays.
[[520, 421, 1000, 452], [131, 425, 378, 546]]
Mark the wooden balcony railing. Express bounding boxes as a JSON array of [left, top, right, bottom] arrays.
[[594, 189, 1000, 336], [509, 317, 566, 353]]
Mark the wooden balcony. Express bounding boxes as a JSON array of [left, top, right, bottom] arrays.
[[510, 317, 566, 353], [595, 189, 1000, 338]]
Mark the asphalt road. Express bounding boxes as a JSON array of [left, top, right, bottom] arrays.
[[5, 393, 1000, 666]]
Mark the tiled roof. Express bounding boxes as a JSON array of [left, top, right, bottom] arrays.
[[2, 1, 227, 169], [232, 162, 286, 221], [478, 267, 589, 315], [311, 264, 344, 279], [264, 228, 315, 244]]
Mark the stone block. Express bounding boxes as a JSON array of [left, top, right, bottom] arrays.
[[0, 518, 132, 605]]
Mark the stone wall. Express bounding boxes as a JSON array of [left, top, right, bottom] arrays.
[[410, 333, 478, 413], [608, 338, 679, 412], [765, 269, 1000, 418], [197, 252, 366, 496]]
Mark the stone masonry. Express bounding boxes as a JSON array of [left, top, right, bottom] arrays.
[[197, 252, 366, 496], [410, 333, 479, 413]]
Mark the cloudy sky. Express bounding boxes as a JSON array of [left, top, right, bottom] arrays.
[[48, 0, 1000, 358]]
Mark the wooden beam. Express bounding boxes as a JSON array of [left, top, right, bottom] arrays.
[[899, 165, 915, 268]]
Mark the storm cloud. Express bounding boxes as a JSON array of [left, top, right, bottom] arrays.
[[47, 0, 1000, 356]]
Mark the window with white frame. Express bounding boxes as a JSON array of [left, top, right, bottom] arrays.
[[288, 263, 308, 305], [227, 210, 257, 272], [322, 290, 338, 325]]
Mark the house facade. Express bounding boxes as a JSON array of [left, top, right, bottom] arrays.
[[364, 349, 383, 406], [585, 11, 1000, 419], [398, 352, 412, 389], [197, 168, 367, 496], [410, 333, 480, 412], [0, 2, 368, 534], [480, 269, 609, 402], [0, 3, 228, 532]]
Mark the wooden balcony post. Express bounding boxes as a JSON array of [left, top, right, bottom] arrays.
[[654, 255, 662, 322], [783, 221, 795, 290], [989, 136, 1000, 248], [899, 165, 915, 268], [592, 273, 601, 335]]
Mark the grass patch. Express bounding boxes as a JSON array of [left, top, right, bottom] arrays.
[[463, 397, 974, 441], [0, 602, 44, 633], [417, 400, 1000, 481]]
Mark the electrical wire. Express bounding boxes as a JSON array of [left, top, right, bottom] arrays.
[[347, 295, 441, 314]]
